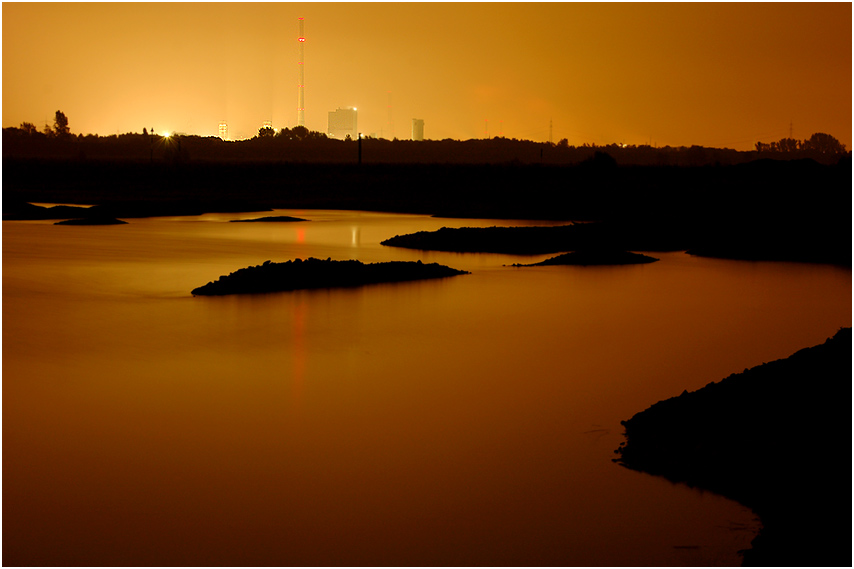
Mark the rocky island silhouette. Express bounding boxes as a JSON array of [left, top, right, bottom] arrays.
[[191, 257, 469, 296], [380, 222, 685, 255], [510, 250, 659, 266], [54, 217, 127, 225]]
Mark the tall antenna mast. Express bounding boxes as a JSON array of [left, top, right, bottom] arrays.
[[297, 17, 305, 127], [387, 91, 394, 139]]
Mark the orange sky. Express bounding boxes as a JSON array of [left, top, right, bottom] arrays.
[[3, 2, 851, 149]]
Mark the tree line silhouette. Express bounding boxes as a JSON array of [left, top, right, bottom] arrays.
[[4, 110, 850, 166], [755, 132, 846, 155], [18, 110, 70, 139]]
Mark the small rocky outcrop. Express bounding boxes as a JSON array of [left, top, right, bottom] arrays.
[[54, 217, 128, 225], [192, 257, 469, 296], [511, 250, 659, 266]]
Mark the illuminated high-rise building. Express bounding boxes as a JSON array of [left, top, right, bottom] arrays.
[[219, 121, 228, 140], [328, 107, 358, 140], [297, 17, 305, 127], [411, 118, 424, 141]]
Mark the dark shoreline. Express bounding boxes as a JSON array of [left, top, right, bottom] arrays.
[[229, 215, 307, 223], [5, 157, 849, 266], [615, 328, 852, 566]]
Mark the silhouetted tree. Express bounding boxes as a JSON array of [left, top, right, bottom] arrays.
[[776, 137, 799, 153], [53, 110, 70, 138], [758, 132, 846, 156], [143, 127, 148, 136], [19, 122, 39, 135], [803, 132, 845, 154], [257, 126, 275, 138], [292, 125, 310, 141]]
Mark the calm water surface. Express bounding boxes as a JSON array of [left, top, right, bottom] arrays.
[[4, 210, 850, 566]]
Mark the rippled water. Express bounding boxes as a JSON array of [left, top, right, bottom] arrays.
[[4, 210, 850, 566]]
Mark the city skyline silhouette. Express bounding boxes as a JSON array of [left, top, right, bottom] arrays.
[[3, 3, 851, 148]]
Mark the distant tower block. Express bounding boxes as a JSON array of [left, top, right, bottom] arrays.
[[411, 119, 424, 141], [262, 120, 273, 130], [327, 107, 358, 139], [297, 17, 306, 127], [219, 121, 228, 140]]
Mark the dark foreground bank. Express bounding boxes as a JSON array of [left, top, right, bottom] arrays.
[[3, 157, 851, 266], [191, 258, 469, 296], [616, 328, 852, 566]]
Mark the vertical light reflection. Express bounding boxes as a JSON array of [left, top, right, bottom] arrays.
[[351, 226, 360, 247], [296, 227, 306, 244]]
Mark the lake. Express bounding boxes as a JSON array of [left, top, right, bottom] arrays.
[[3, 210, 850, 566]]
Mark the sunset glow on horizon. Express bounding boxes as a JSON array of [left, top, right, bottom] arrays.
[[3, 2, 851, 149]]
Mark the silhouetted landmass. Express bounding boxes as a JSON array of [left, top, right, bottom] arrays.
[[84, 199, 272, 219], [2, 201, 93, 220], [2, 198, 272, 221], [229, 215, 307, 223], [615, 328, 852, 567], [54, 217, 127, 226], [3, 126, 848, 166], [382, 223, 688, 255], [383, 225, 580, 254], [191, 257, 469, 296], [685, 242, 849, 265], [3, 149, 850, 265], [511, 250, 659, 266]]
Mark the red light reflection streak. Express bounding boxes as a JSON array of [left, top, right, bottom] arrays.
[[295, 227, 305, 244]]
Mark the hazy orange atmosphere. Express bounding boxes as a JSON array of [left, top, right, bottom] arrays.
[[3, 2, 851, 149]]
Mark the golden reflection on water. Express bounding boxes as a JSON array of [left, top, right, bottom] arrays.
[[292, 295, 306, 412], [3, 211, 850, 566]]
